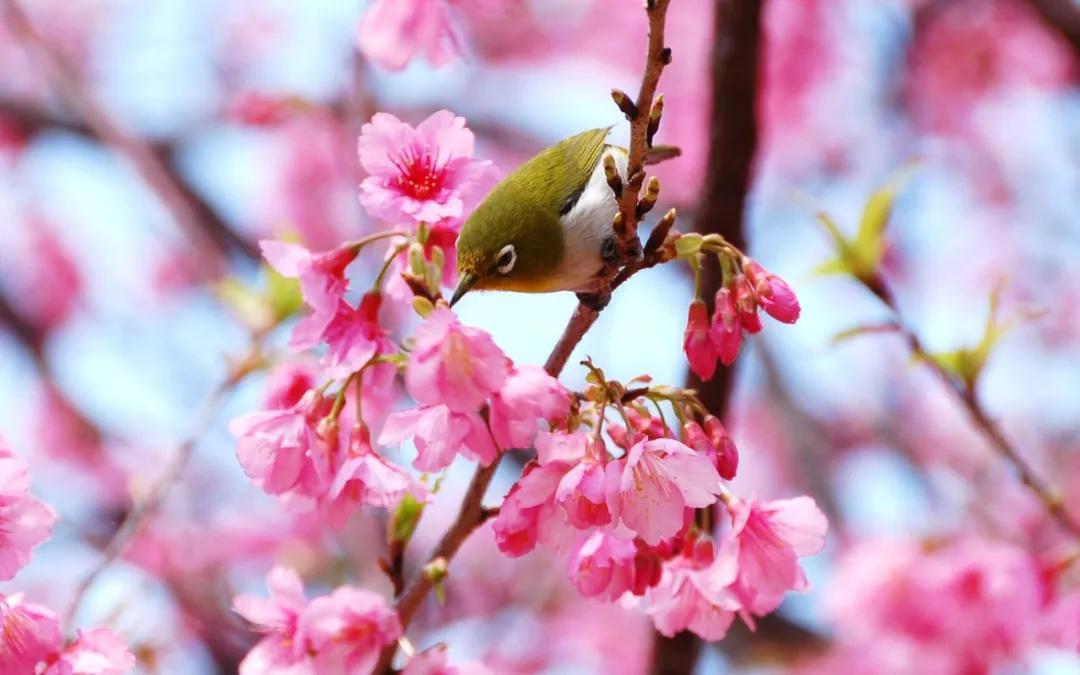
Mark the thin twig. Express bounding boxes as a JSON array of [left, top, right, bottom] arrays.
[[63, 374, 241, 631], [0, 0, 236, 277], [612, 0, 673, 258], [372, 3, 678, 671], [857, 273, 1080, 539], [902, 321, 1080, 538]]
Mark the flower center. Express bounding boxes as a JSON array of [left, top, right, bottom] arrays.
[[392, 146, 445, 200]]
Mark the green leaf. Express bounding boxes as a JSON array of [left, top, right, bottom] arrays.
[[854, 163, 917, 270], [926, 348, 979, 386], [389, 493, 425, 546], [811, 257, 851, 278], [412, 296, 434, 318], [813, 211, 873, 280], [214, 277, 273, 331], [674, 233, 703, 259], [265, 264, 303, 323], [831, 323, 902, 346]]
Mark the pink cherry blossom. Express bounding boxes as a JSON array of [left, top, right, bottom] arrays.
[[744, 259, 800, 324], [260, 240, 361, 350], [321, 292, 397, 379], [709, 287, 743, 366], [229, 390, 332, 496], [608, 439, 723, 546], [404, 308, 510, 413], [0, 439, 57, 581], [379, 404, 498, 472], [269, 114, 356, 251], [567, 532, 637, 601], [9, 221, 82, 333], [263, 362, 319, 410], [45, 628, 136, 675], [491, 452, 578, 557], [723, 495, 828, 616], [357, 0, 460, 72], [326, 424, 428, 527], [647, 550, 740, 640], [825, 536, 1045, 673], [555, 436, 611, 529], [357, 111, 498, 225], [683, 299, 718, 381], [1042, 589, 1080, 650], [233, 566, 311, 675], [403, 645, 494, 675], [0, 593, 61, 672], [488, 364, 571, 449], [298, 587, 401, 674]]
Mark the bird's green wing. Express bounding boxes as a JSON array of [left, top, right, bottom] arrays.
[[557, 126, 613, 184]]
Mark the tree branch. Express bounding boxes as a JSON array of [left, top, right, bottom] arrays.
[[0, 0, 255, 276], [651, 1, 762, 673], [0, 97, 260, 264], [63, 362, 250, 632], [1024, 0, 1080, 61], [373, 3, 679, 672], [862, 279, 1080, 539]]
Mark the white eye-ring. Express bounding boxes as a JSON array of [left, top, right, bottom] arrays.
[[496, 244, 517, 275]]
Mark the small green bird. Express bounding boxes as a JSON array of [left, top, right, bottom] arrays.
[[450, 127, 678, 307]]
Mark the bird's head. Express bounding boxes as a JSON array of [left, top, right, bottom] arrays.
[[450, 183, 565, 307]]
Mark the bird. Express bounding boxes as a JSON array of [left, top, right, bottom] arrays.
[[449, 126, 679, 308]]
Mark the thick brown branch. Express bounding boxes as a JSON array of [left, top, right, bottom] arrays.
[[1024, 0, 1080, 61], [652, 1, 763, 673]]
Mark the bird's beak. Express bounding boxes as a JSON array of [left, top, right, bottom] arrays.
[[449, 272, 477, 308]]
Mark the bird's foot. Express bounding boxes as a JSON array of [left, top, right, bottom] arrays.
[[602, 233, 641, 270], [601, 235, 619, 267], [576, 290, 611, 312]]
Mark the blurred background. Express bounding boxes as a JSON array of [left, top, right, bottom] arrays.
[[1, 0, 1080, 673]]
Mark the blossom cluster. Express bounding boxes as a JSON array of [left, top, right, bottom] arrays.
[[684, 254, 801, 381], [0, 438, 136, 673], [804, 535, 1080, 674], [225, 108, 829, 670], [490, 378, 827, 639], [235, 565, 492, 674]]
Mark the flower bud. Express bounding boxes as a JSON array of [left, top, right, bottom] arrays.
[[704, 415, 738, 480], [744, 260, 800, 324], [733, 275, 762, 334], [683, 299, 718, 381], [710, 288, 743, 366]]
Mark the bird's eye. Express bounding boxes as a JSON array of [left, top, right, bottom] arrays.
[[496, 244, 517, 275]]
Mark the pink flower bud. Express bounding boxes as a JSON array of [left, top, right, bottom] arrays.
[[745, 260, 800, 324], [704, 416, 739, 480], [629, 408, 667, 440], [683, 416, 738, 481], [732, 275, 762, 334], [683, 299, 719, 381], [632, 542, 665, 596], [710, 288, 743, 366]]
